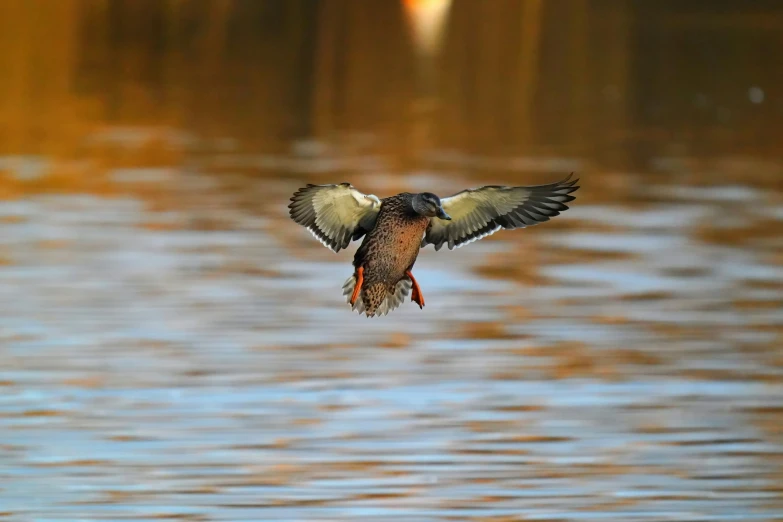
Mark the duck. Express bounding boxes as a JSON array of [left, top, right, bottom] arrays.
[[289, 174, 580, 317]]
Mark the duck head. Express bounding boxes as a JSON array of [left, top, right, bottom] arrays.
[[412, 192, 451, 220]]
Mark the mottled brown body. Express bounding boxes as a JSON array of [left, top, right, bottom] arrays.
[[353, 194, 429, 315]]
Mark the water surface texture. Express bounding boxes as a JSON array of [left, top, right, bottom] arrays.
[[1, 2, 783, 521], [1, 158, 781, 521]]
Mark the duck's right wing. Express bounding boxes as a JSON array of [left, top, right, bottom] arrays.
[[289, 183, 382, 253]]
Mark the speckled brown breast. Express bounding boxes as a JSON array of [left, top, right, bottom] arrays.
[[353, 194, 429, 314]]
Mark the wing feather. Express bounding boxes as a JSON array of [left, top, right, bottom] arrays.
[[423, 174, 579, 251], [289, 183, 381, 253]]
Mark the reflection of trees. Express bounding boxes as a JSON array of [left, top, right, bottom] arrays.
[[0, 0, 779, 168]]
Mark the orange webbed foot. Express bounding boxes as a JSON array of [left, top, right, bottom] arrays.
[[406, 270, 425, 309], [350, 266, 364, 306]]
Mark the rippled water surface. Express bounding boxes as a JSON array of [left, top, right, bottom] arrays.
[[0, 144, 782, 521], [2, 1, 783, 518]]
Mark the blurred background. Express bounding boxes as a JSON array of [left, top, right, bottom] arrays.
[[1, 0, 782, 520]]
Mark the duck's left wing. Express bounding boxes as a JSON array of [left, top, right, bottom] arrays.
[[422, 174, 579, 251], [289, 183, 381, 253]]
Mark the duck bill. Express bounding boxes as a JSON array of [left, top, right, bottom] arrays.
[[436, 207, 452, 220]]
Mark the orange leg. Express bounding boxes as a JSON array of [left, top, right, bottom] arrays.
[[350, 266, 364, 305], [406, 270, 425, 309]]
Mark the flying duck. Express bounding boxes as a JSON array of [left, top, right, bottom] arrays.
[[289, 174, 579, 317]]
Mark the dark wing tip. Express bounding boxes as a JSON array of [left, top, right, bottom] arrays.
[[547, 174, 580, 196], [558, 173, 578, 185], [561, 173, 580, 190], [289, 184, 312, 203], [502, 173, 581, 226]]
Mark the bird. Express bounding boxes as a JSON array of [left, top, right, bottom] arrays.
[[288, 174, 580, 317]]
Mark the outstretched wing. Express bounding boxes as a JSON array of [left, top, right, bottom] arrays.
[[289, 183, 382, 253], [422, 174, 580, 251]]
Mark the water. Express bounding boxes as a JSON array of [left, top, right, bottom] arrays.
[[0, 150, 781, 521], [2, 1, 783, 519]]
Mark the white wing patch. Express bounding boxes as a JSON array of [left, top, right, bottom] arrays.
[[451, 224, 502, 249]]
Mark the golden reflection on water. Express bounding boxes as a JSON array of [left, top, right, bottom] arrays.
[[0, 1, 782, 520]]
